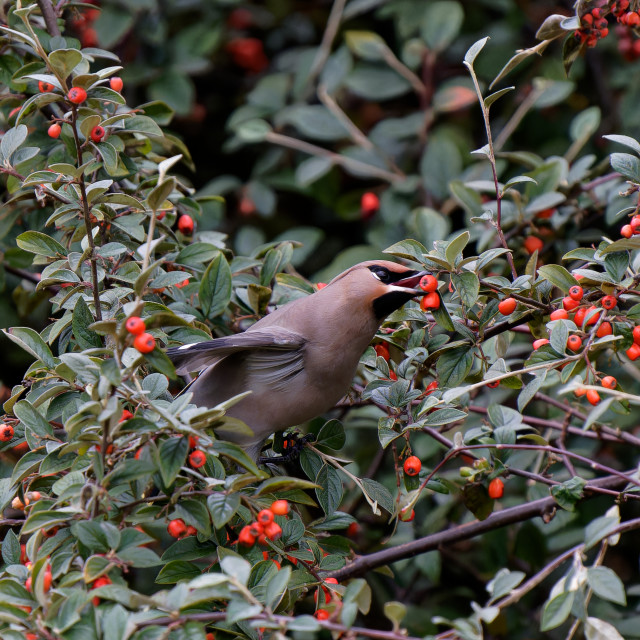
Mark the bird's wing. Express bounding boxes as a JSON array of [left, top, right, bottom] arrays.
[[167, 327, 306, 375]]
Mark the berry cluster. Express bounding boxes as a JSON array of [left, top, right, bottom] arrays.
[[574, 7, 609, 48], [620, 212, 640, 238], [238, 499, 289, 546], [612, 0, 640, 25], [167, 518, 199, 539], [125, 315, 156, 353], [419, 274, 441, 310]]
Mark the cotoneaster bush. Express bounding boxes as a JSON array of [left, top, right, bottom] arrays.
[[2, 2, 640, 640]]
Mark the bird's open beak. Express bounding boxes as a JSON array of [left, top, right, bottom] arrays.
[[394, 270, 430, 295]]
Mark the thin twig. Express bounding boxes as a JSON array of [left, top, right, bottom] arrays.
[[36, 0, 60, 37]]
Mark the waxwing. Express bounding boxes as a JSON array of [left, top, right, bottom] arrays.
[[167, 260, 429, 459]]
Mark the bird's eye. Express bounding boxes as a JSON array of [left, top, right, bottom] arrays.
[[370, 267, 391, 283]]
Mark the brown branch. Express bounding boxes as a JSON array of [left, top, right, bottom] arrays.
[[36, 0, 61, 37], [325, 474, 627, 581]]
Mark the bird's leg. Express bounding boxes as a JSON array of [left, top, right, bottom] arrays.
[[258, 432, 316, 464]]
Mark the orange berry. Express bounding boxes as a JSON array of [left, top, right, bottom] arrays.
[[67, 86, 87, 104], [574, 307, 586, 326], [39, 80, 55, 92], [48, 123, 61, 138], [167, 518, 187, 538], [523, 236, 543, 254], [248, 521, 263, 537], [403, 455, 421, 476], [567, 335, 582, 351], [315, 609, 330, 620], [550, 309, 569, 321], [621, 224, 633, 238], [109, 76, 123, 92], [188, 449, 206, 468], [633, 326, 640, 345], [186, 525, 197, 536], [498, 297, 517, 315], [584, 306, 601, 325], [43, 566, 52, 592], [264, 521, 282, 541], [399, 507, 415, 522], [568, 285, 583, 301], [419, 274, 438, 293], [270, 499, 289, 515], [533, 339, 549, 350], [0, 424, 14, 441], [596, 322, 612, 338], [586, 389, 601, 405], [574, 387, 587, 397], [488, 477, 504, 499], [487, 380, 500, 388], [133, 332, 156, 353], [601, 375, 617, 389], [188, 435, 199, 449]]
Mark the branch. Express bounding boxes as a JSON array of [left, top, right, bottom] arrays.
[[325, 474, 627, 581], [36, 0, 61, 37]]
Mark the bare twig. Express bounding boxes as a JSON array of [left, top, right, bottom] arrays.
[[36, 0, 61, 37]]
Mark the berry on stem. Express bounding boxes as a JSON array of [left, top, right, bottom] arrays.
[[403, 455, 421, 476], [601, 295, 617, 310], [420, 292, 440, 310], [271, 499, 289, 515], [533, 339, 549, 350], [189, 449, 206, 468], [125, 316, 145, 335], [523, 236, 543, 254], [498, 297, 517, 315], [360, 192, 379, 218], [488, 477, 504, 499], [601, 376, 617, 389], [621, 224, 633, 238], [257, 509, 274, 524], [39, 80, 55, 92], [563, 297, 580, 311], [626, 343, 640, 360], [568, 285, 583, 301], [177, 215, 194, 234], [109, 77, 123, 92], [238, 525, 256, 546], [550, 309, 569, 321], [374, 343, 390, 361], [596, 322, 612, 338], [0, 424, 14, 441], [567, 335, 582, 351], [48, 123, 61, 138], [586, 389, 601, 405], [419, 274, 438, 293], [67, 86, 87, 104], [90, 125, 105, 142], [168, 518, 187, 538], [133, 332, 156, 353]]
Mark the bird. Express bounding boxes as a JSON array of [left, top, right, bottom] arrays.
[[167, 260, 428, 460]]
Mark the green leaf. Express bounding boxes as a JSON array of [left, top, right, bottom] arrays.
[[0, 124, 27, 161], [452, 271, 479, 307], [345, 30, 388, 61], [603, 133, 640, 156], [265, 565, 292, 610], [360, 477, 394, 514], [421, 1, 464, 53], [174, 499, 211, 537], [2, 327, 56, 367], [436, 346, 473, 387], [316, 420, 346, 450], [540, 591, 575, 631], [48, 49, 83, 79], [585, 617, 625, 640], [158, 436, 189, 486], [464, 36, 490, 67], [14, 400, 54, 438], [1, 529, 20, 565], [72, 297, 102, 349], [212, 440, 263, 476], [253, 476, 319, 496], [610, 152, 640, 183], [587, 566, 626, 606], [537, 264, 578, 293], [207, 492, 240, 528], [584, 514, 619, 550], [72, 521, 111, 553], [199, 252, 232, 319], [16, 231, 67, 257], [384, 601, 407, 631], [484, 86, 514, 109], [21, 509, 72, 535], [445, 230, 470, 266], [155, 560, 201, 584], [316, 465, 343, 515], [430, 296, 455, 331], [147, 177, 176, 211], [144, 349, 177, 380], [551, 476, 586, 511]]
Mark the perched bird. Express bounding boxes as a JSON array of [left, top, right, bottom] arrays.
[[167, 260, 428, 459]]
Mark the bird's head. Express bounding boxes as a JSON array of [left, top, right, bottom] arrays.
[[326, 260, 430, 320]]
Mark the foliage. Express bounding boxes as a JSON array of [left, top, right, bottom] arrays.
[[2, 1, 640, 640]]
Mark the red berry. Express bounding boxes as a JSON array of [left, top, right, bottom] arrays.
[[315, 609, 330, 620], [488, 477, 504, 499], [628, 343, 640, 361], [627, 11, 640, 25], [621, 224, 633, 238], [167, 518, 187, 538], [549, 309, 569, 321], [498, 297, 517, 315], [584, 306, 601, 325], [420, 292, 440, 310], [568, 285, 583, 301], [238, 525, 257, 546], [346, 522, 360, 537], [25, 576, 32, 592], [92, 576, 111, 589], [374, 343, 390, 361], [248, 521, 263, 537], [67, 86, 87, 104], [0, 424, 14, 441], [575, 387, 587, 397], [119, 409, 133, 422], [601, 295, 617, 310], [177, 214, 194, 234], [226, 38, 268, 72], [109, 76, 123, 92], [419, 274, 438, 293], [90, 125, 105, 142], [563, 297, 580, 311], [133, 332, 156, 353], [125, 316, 145, 335], [487, 380, 500, 388], [536, 207, 555, 219], [567, 335, 582, 351], [586, 389, 601, 405], [189, 449, 206, 468], [271, 499, 289, 515], [360, 192, 379, 218], [264, 521, 282, 541], [574, 307, 587, 327], [43, 566, 52, 592], [38, 80, 55, 92], [48, 123, 61, 138], [533, 338, 549, 350], [523, 236, 543, 254], [186, 525, 197, 536], [399, 507, 415, 522], [601, 375, 617, 389], [596, 322, 612, 338], [631, 215, 640, 232], [257, 509, 274, 524], [188, 435, 199, 449], [403, 455, 421, 476]]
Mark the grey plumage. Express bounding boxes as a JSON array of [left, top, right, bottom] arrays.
[[166, 260, 427, 459]]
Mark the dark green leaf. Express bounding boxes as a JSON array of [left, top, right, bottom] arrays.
[[200, 252, 232, 319]]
